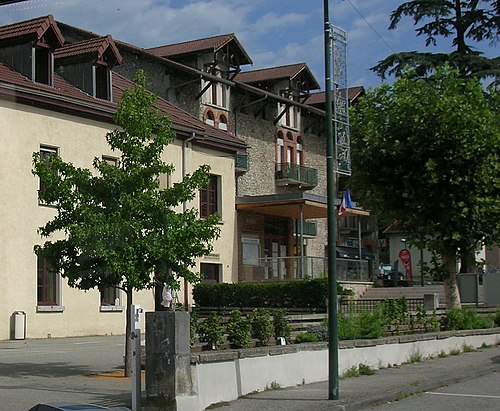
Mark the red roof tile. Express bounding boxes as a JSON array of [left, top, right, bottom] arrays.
[[305, 86, 365, 105], [0, 14, 64, 46], [55, 35, 123, 64], [234, 63, 320, 90], [147, 33, 252, 65]]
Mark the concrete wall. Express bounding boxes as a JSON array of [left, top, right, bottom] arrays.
[[179, 329, 500, 411]]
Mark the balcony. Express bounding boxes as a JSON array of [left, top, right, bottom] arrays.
[[235, 153, 249, 172], [275, 163, 318, 188], [294, 220, 317, 237]]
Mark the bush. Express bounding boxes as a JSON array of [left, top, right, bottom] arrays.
[[338, 309, 385, 340], [226, 310, 252, 348], [198, 313, 224, 349], [306, 323, 329, 342], [295, 332, 319, 343], [273, 309, 291, 341], [445, 308, 494, 330], [192, 278, 354, 310], [249, 308, 274, 346], [494, 311, 500, 327]]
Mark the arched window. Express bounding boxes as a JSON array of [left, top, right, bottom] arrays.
[[296, 136, 304, 165], [276, 131, 285, 171], [218, 114, 228, 131], [205, 110, 215, 126]]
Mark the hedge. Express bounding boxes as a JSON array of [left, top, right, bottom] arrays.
[[192, 278, 352, 310]]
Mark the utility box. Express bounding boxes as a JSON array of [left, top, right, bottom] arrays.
[[483, 273, 500, 306], [423, 293, 439, 311], [14, 311, 26, 340], [458, 273, 479, 304]]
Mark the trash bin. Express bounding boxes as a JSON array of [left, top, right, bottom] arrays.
[[14, 311, 26, 340]]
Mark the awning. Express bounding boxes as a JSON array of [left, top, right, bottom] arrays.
[[336, 246, 375, 261], [236, 192, 369, 219], [236, 192, 327, 219]]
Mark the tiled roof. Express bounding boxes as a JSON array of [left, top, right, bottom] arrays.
[[305, 86, 365, 105], [148, 33, 234, 57], [0, 60, 244, 147], [147, 33, 252, 65], [0, 14, 64, 45], [55, 35, 123, 64], [234, 63, 320, 90], [0, 60, 115, 108]]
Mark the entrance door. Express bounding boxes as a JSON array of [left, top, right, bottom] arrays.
[[264, 217, 289, 279]]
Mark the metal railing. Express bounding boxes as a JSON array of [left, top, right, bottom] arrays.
[[240, 256, 371, 283], [275, 163, 318, 187]]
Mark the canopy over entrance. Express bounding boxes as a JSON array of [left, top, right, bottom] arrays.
[[236, 192, 368, 218]]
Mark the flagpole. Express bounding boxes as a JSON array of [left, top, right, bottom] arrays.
[[324, 0, 339, 400]]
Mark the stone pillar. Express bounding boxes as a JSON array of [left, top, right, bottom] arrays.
[[145, 311, 192, 410]]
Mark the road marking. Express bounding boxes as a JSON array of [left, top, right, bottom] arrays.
[[425, 392, 500, 399], [72, 341, 100, 345]]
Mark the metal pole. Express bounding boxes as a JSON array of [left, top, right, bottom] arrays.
[[130, 304, 143, 411], [324, 0, 339, 400]]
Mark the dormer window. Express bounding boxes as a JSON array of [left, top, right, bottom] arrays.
[[34, 43, 53, 85], [278, 94, 300, 130], [202, 64, 230, 110], [94, 64, 110, 100]]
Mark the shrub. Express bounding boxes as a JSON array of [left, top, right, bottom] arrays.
[[307, 323, 329, 342], [445, 308, 494, 330], [295, 332, 319, 343], [226, 310, 252, 348], [494, 311, 500, 327], [250, 308, 273, 346], [338, 309, 385, 340], [198, 313, 223, 350], [273, 309, 291, 341], [192, 278, 354, 310]]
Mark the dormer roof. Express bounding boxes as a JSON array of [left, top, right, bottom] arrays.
[[305, 86, 365, 107], [147, 33, 252, 66], [55, 35, 123, 65], [0, 14, 64, 47], [234, 63, 320, 91]]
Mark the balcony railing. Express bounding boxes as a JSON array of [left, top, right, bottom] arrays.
[[275, 163, 318, 188], [240, 256, 370, 283], [293, 220, 317, 237], [235, 153, 249, 172]]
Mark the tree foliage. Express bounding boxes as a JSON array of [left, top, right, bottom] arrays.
[[372, 0, 500, 83], [350, 67, 500, 306], [33, 70, 220, 296]]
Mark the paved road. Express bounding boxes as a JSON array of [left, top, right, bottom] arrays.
[[373, 371, 500, 410], [0, 336, 132, 411]]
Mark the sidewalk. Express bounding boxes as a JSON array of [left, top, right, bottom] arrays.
[[213, 345, 500, 411]]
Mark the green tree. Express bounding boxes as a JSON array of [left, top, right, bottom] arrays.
[[372, 1, 500, 83], [350, 67, 500, 308], [32, 70, 220, 374]]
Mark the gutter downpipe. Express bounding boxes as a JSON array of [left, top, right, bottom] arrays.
[[182, 133, 196, 308]]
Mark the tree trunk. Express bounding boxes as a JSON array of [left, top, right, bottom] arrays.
[[124, 287, 133, 377], [442, 252, 461, 308]]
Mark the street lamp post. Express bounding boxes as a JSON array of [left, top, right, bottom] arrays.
[[324, 0, 339, 401]]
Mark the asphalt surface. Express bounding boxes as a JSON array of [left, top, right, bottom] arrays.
[[216, 344, 500, 411], [0, 336, 499, 411]]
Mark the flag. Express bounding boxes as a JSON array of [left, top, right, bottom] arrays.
[[338, 189, 353, 216]]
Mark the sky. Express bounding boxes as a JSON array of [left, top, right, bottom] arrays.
[[0, 0, 497, 89]]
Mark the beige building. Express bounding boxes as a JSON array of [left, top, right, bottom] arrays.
[[0, 16, 245, 340]]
